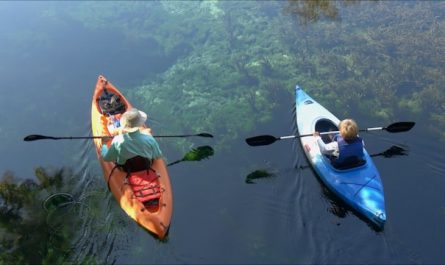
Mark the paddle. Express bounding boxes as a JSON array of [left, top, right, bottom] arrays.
[[23, 133, 213, 142], [167, 145, 214, 166], [245, 121, 415, 146]]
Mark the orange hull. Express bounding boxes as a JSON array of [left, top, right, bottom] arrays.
[[91, 75, 173, 239]]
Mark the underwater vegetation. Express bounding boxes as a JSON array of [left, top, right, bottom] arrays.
[[37, 1, 445, 145], [130, 1, 444, 145], [0, 167, 106, 264]]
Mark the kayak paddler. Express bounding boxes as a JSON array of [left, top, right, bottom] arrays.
[[313, 118, 365, 169]]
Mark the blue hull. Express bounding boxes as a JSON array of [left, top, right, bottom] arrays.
[[295, 86, 386, 229]]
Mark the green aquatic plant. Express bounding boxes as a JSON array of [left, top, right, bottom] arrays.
[[0, 168, 100, 265], [49, 1, 445, 142]]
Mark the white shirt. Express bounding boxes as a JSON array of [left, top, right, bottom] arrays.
[[315, 136, 339, 157], [314, 136, 365, 158]]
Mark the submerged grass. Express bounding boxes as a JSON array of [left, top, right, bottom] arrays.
[[42, 1, 445, 148]]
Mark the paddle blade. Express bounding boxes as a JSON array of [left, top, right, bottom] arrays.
[[245, 135, 278, 146], [23, 135, 56, 141], [385, 122, 415, 133], [197, 133, 213, 138]]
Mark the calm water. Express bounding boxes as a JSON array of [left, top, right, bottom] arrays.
[[1, 1, 444, 264]]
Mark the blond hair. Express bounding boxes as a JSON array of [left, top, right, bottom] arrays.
[[339, 119, 359, 140]]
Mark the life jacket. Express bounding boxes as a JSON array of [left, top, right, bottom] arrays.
[[332, 135, 365, 169], [121, 156, 162, 203]]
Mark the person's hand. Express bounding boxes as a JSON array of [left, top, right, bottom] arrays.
[[313, 131, 320, 137], [101, 136, 113, 146], [140, 127, 153, 136]]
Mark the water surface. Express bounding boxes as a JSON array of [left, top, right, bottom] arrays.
[[1, 1, 444, 264]]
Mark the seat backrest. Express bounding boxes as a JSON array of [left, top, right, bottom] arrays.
[[332, 156, 366, 170], [120, 156, 152, 173]]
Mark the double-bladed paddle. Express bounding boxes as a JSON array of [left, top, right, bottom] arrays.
[[245, 121, 415, 146], [24, 133, 213, 142]]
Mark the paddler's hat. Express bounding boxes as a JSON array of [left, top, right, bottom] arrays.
[[121, 108, 147, 132]]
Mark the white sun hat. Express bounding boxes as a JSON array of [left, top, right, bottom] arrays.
[[120, 108, 147, 132]]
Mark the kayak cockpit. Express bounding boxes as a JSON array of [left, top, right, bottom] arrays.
[[315, 119, 367, 170], [315, 119, 338, 143]]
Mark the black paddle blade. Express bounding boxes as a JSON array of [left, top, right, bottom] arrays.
[[245, 135, 277, 146], [23, 134, 56, 141], [197, 133, 213, 138], [385, 122, 415, 133]]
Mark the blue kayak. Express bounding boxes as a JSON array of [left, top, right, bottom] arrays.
[[295, 85, 386, 229]]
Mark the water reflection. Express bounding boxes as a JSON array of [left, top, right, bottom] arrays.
[[167, 145, 214, 167], [370, 145, 408, 158], [0, 145, 216, 263], [319, 184, 385, 232], [0, 167, 96, 264], [0, 165, 126, 264], [245, 169, 277, 184]]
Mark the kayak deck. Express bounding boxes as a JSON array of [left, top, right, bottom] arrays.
[[91, 75, 173, 239]]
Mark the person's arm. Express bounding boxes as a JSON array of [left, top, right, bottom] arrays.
[[142, 134, 163, 159], [313, 132, 338, 156], [101, 141, 118, 162]]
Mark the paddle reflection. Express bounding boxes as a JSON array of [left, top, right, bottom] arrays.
[[167, 145, 214, 167], [370, 145, 408, 158], [245, 169, 277, 184]]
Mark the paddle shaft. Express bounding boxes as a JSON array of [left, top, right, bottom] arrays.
[[278, 127, 385, 140], [245, 121, 415, 146], [48, 136, 109, 140], [24, 133, 213, 141]]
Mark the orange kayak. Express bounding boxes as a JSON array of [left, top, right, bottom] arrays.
[[91, 75, 173, 239]]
